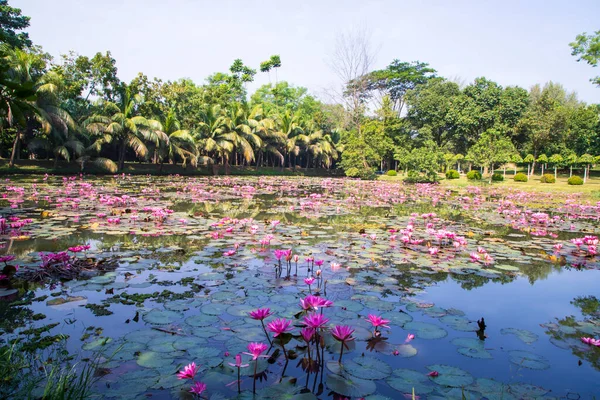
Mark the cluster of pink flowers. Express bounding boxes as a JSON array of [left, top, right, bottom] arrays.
[[176, 362, 207, 396], [68, 245, 91, 253], [40, 251, 71, 268], [581, 337, 600, 347]]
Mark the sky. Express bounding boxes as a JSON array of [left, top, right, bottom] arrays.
[[13, 0, 600, 104]]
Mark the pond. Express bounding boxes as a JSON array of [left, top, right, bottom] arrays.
[[0, 175, 599, 399]]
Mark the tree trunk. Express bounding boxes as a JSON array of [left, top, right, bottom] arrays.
[[8, 132, 20, 168], [118, 141, 126, 171], [570, 166, 573, 177], [53, 156, 59, 169], [541, 164, 544, 175], [554, 167, 557, 180], [584, 165, 588, 183]]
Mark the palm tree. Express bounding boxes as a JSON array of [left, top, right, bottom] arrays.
[[249, 105, 285, 167], [221, 103, 261, 166], [276, 111, 306, 168], [155, 110, 207, 170], [84, 86, 164, 171], [196, 104, 234, 165]]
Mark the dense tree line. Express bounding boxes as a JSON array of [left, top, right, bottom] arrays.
[[0, 1, 599, 179]]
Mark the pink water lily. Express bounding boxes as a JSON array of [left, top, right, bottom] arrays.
[[581, 337, 600, 346], [249, 308, 272, 320], [303, 313, 329, 329], [428, 370, 439, 377], [331, 325, 355, 363], [405, 333, 415, 343], [244, 342, 269, 360], [189, 381, 206, 395], [0, 255, 16, 263], [366, 314, 390, 330], [177, 362, 198, 380], [266, 318, 294, 337], [304, 277, 315, 285], [300, 295, 333, 311], [228, 354, 249, 368], [301, 327, 315, 343]]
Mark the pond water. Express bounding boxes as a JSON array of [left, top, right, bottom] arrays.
[[1, 175, 599, 399]]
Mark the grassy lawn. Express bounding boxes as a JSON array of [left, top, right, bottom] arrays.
[[380, 172, 600, 198]]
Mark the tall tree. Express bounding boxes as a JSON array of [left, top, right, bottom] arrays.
[[0, 0, 31, 49], [570, 31, 600, 87]]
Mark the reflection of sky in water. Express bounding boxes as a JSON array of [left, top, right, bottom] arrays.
[[1, 175, 599, 398]]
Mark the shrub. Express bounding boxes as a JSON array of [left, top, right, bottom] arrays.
[[491, 172, 504, 182], [568, 175, 584, 185], [403, 170, 439, 184], [386, 170, 397, 176], [466, 170, 481, 180], [514, 172, 528, 182], [344, 167, 360, 178], [540, 173, 556, 183], [445, 169, 459, 179]]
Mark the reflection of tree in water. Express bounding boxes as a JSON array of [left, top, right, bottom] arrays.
[[518, 261, 563, 285], [543, 295, 600, 371], [449, 271, 514, 290]]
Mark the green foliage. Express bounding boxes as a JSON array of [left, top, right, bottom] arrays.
[[345, 167, 359, 177], [514, 172, 528, 182], [386, 169, 397, 176], [570, 30, 600, 86], [568, 175, 584, 185], [445, 169, 459, 179], [0, 0, 31, 48], [491, 172, 504, 181], [540, 173, 556, 183], [403, 170, 438, 184], [466, 170, 481, 180], [465, 129, 516, 170]]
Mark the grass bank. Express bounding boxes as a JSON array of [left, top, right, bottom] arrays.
[[0, 159, 344, 178]]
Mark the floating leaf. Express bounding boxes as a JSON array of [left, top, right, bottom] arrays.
[[426, 364, 474, 387], [142, 309, 182, 325], [508, 350, 550, 370], [450, 337, 492, 359], [344, 355, 392, 380], [326, 373, 376, 397], [500, 328, 538, 344], [386, 368, 433, 395], [403, 321, 448, 339]]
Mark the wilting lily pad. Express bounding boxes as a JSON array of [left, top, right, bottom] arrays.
[[403, 321, 448, 339], [344, 355, 392, 380], [326, 373, 376, 397], [426, 364, 474, 387], [386, 368, 433, 395], [508, 350, 550, 370], [501, 328, 538, 344]]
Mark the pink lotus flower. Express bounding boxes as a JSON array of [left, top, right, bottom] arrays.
[[330, 262, 341, 271], [588, 245, 597, 255], [303, 313, 329, 329], [271, 220, 280, 228], [293, 254, 299, 262], [428, 247, 439, 256], [314, 260, 324, 267], [273, 249, 286, 260], [300, 295, 333, 311], [244, 342, 269, 360], [304, 277, 315, 286], [228, 354, 249, 368], [581, 337, 600, 346], [223, 249, 236, 256], [405, 333, 415, 343], [553, 243, 563, 251], [366, 314, 390, 330], [0, 255, 16, 263], [301, 327, 315, 343], [266, 318, 294, 337], [331, 325, 355, 343], [190, 381, 206, 395], [249, 308, 272, 321], [177, 362, 198, 380], [428, 370, 439, 377], [393, 349, 400, 356]]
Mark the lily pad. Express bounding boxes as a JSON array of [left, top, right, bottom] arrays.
[[508, 350, 550, 370], [326, 373, 376, 397], [403, 321, 448, 339], [426, 364, 474, 387], [386, 368, 433, 395], [142, 309, 182, 325], [501, 328, 538, 344], [344, 355, 392, 380]]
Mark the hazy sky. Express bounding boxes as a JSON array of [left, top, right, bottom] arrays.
[[13, 0, 600, 103]]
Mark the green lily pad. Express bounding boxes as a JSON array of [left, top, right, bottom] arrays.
[[344, 355, 392, 380], [426, 364, 474, 387], [450, 337, 492, 359], [142, 309, 182, 325], [508, 350, 550, 370], [386, 368, 433, 395], [136, 351, 174, 368], [403, 321, 448, 339], [471, 378, 516, 400], [326, 373, 376, 397], [186, 314, 219, 327], [501, 328, 538, 344]]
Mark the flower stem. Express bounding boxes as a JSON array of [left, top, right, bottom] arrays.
[[338, 342, 344, 363], [260, 320, 272, 346], [253, 359, 258, 394], [237, 366, 241, 393]]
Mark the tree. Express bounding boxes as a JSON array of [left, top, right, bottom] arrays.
[[510, 153, 523, 176], [0, 1, 31, 49], [578, 153, 595, 183], [523, 154, 535, 176], [548, 153, 563, 179], [570, 31, 600, 87], [365, 60, 436, 115], [84, 85, 163, 171], [269, 55, 281, 84], [400, 140, 443, 182], [465, 129, 516, 180], [537, 153, 548, 175], [155, 110, 200, 169], [564, 151, 578, 177]]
